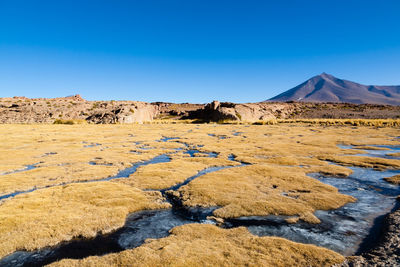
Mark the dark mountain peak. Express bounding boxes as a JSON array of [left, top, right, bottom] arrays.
[[268, 74, 400, 105], [317, 72, 336, 81], [320, 72, 331, 77]]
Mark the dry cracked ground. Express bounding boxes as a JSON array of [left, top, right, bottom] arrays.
[[0, 123, 399, 266]]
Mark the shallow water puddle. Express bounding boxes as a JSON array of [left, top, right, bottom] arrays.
[[42, 152, 57, 157], [182, 149, 218, 158], [0, 163, 40, 176], [238, 167, 400, 255], [82, 142, 101, 148], [100, 154, 171, 181], [0, 155, 171, 201], [0, 188, 37, 202], [338, 144, 400, 159], [228, 145, 400, 255], [207, 133, 228, 139], [158, 136, 180, 142]]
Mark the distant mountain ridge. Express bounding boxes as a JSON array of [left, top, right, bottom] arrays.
[[268, 73, 400, 105]]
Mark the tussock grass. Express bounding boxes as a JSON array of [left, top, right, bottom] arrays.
[[384, 174, 400, 185], [305, 164, 353, 177], [0, 123, 398, 261], [352, 145, 391, 150], [277, 118, 400, 127], [318, 155, 400, 170], [252, 119, 278, 125], [215, 119, 278, 125], [0, 163, 120, 195], [171, 164, 355, 223], [145, 119, 197, 124], [0, 182, 169, 258], [115, 157, 240, 190], [388, 152, 400, 157], [53, 119, 87, 124], [142, 118, 400, 127], [49, 224, 344, 267], [0, 124, 180, 194]]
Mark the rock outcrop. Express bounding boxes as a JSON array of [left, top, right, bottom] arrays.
[[180, 101, 400, 122], [0, 95, 159, 124], [185, 101, 296, 122], [1, 96, 399, 124], [86, 103, 158, 124], [153, 102, 204, 119]]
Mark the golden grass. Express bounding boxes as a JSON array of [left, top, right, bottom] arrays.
[[145, 119, 197, 124], [388, 152, 400, 157], [115, 156, 240, 190], [143, 118, 400, 127], [49, 224, 344, 267], [318, 155, 400, 170], [0, 123, 398, 262], [352, 145, 391, 150], [278, 118, 400, 127], [383, 174, 400, 185], [305, 164, 353, 177], [0, 182, 169, 258], [170, 164, 355, 223], [0, 164, 119, 195], [0, 124, 180, 194], [252, 119, 278, 125], [53, 119, 87, 125]]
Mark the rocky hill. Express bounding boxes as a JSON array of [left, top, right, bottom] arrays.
[[1, 95, 399, 124], [0, 95, 158, 124], [269, 73, 400, 105], [182, 101, 295, 122], [181, 101, 400, 122]]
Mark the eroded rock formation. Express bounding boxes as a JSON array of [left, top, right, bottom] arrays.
[[86, 103, 158, 124], [0, 95, 159, 124], [1, 95, 399, 124], [184, 101, 296, 122]]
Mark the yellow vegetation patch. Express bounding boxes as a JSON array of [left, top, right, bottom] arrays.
[[305, 164, 353, 177], [49, 224, 344, 267], [171, 164, 355, 223], [0, 164, 119, 196], [53, 119, 87, 125], [0, 182, 169, 258], [278, 118, 400, 127], [0, 124, 180, 194], [318, 155, 400, 170], [383, 174, 400, 185], [352, 145, 391, 150], [0, 123, 399, 262], [116, 157, 240, 190]]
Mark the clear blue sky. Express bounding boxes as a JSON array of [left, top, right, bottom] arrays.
[[1, 0, 400, 103]]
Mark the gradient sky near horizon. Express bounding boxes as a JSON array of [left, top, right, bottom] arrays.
[[1, 1, 400, 103]]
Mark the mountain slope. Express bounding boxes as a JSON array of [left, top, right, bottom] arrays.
[[268, 73, 400, 105]]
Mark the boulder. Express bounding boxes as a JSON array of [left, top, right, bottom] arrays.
[[191, 101, 281, 122], [87, 103, 159, 124]]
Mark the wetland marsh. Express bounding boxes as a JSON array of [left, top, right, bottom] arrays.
[[0, 123, 399, 266]]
